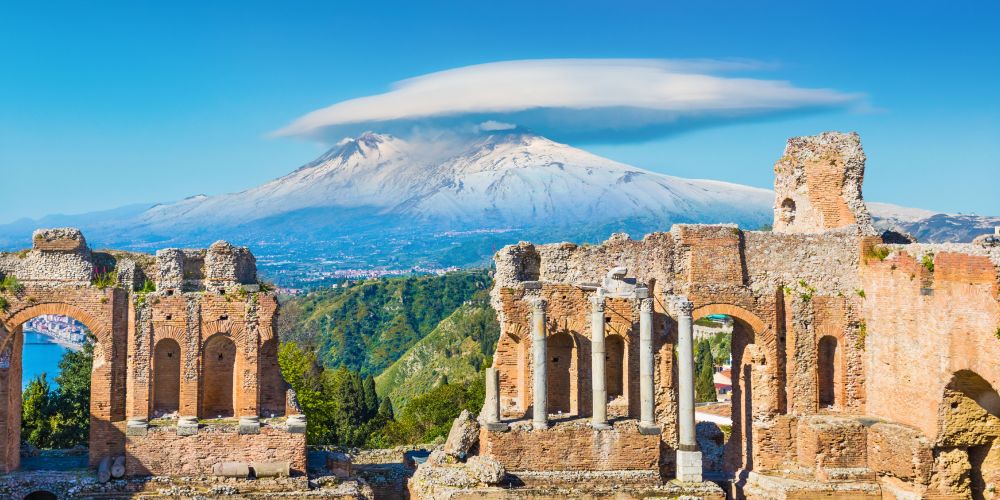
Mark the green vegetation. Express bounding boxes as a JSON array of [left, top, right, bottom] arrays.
[[0, 274, 25, 294], [278, 270, 492, 376], [857, 321, 867, 351], [864, 245, 891, 262], [140, 279, 156, 293], [921, 253, 935, 273], [278, 342, 388, 446], [21, 343, 93, 449], [694, 317, 721, 328], [855, 289, 866, 298], [376, 295, 499, 410], [695, 339, 716, 403], [994, 327, 1000, 340], [0, 296, 7, 311], [279, 339, 485, 447], [91, 267, 117, 290]]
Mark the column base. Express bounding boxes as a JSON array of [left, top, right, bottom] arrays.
[[177, 416, 199, 436], [126, 417, 148, 436], [532, 421, 550, 430], [239, 416, 261, 435], [484, 422, 510, 432], [591, 421, 612, 430], [638, 423, 661, 435], [676, 449, 703, 483]]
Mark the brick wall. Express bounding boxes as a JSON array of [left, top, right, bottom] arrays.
[[480, 421, 660, 472], [125, 423, 306, 476]]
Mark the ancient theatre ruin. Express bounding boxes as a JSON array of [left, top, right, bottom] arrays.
[[411, 131, 1000, 499], [0, 232, 306, 478]]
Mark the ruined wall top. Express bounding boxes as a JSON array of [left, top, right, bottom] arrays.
[[772, 131, 876, 236], [0, 228, 259, 291]]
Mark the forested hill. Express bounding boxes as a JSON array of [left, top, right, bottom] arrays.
[[277, 269, 493, 377]]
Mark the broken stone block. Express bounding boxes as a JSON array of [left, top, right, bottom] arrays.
[[443, 409, 480, 459]]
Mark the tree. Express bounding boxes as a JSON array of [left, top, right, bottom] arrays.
[[22, 374, 53, 448], [49, 343, 92, 447], [362, 375, 379, 420], [695, 340, 717, 403]]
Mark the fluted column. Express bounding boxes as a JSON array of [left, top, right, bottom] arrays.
[[638, 298, 659, 433], [590, 291, 610, 429], [674, 296, 702, 482], [531, 298, 549, 430]]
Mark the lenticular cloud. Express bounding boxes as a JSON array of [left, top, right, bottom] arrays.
[[274, 59, 862, 143]]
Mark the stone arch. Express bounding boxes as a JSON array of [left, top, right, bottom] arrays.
[[817, 335, 840, 408], [0, 299, 122, 473], [152, 338, 181, 416], [202, 319, 247, 345], [692, 304, 767, 474], [23, 491, 58, 500], [201, 333, 237, 418], [547, 331, 577, 415], [933, 370, 1000, 499], [2, 302, 110, 351]]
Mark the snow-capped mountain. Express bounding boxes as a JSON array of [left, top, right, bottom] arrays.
[[0, 131, 994, 285], [137, 131, 774, 229]]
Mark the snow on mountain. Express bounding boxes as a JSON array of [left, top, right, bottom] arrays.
[[137, 131, 774, 230]]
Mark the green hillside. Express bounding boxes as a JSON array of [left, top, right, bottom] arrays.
[[375, 300, 499, 410], [277, 269, 492, 377]]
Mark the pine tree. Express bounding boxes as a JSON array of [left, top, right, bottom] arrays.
[[22, 373, 53, 448], [695, 340, 717, 403], [378, 396, 395, 421], [362, 375, 379, 420]]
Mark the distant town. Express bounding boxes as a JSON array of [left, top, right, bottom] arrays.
[[24, 314, 89, 348]]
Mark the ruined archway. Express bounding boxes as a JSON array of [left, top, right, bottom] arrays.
[[152, 338, 181, 416], [931, 370, 1000, 499], [691, 305, 765, 476], [201, 334, 236, 418], [0, 300, 121, 473]]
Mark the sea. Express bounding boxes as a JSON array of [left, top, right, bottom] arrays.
[[21, 330, 70, 389]]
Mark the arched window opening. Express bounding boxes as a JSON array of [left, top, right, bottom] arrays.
[[202, 334, 236, 418], [152, 338, 181, 416], [817, 335, 839, 408], [546, 332, 575, 415], [780, 198, 797, 224], [24, 490, 58, 500]]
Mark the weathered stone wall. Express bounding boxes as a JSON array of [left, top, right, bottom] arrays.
[[0, 228, 298, 476], [479, 421, 660, 472], [125, 422, 307, 476], [861, 245, 1000, 439]]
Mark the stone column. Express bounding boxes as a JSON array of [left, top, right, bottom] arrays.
[[590, 291, 610, 429], [531, 298, 549, 430], [482, 367, 508, 431], [674, 296, 702, 482], [638, 298, 659, 434]]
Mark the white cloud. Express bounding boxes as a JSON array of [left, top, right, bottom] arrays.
[[274, 58, 863, 143]]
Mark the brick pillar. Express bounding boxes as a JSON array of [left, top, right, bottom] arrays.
[[0, 329, 23, 473]]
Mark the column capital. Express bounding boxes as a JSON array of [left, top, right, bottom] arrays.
[[530, 297, 547, 312], [666, 295, 693, 315], [639, 297, 654, 313], [590, 294, 605, 312]]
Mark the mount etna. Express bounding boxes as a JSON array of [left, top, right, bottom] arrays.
[[2, 131, 994, 286]]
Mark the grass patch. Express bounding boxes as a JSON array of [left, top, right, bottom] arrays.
[[91, 267, 117, 290], [857, 321, 867, 351], [921, 253, 935, 273], [0, 274, 25, 294], [864, 245, 891, 262]]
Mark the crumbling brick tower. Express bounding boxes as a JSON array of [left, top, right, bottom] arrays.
[[0, 230, 307, 476], [773, 131, 876, 235]]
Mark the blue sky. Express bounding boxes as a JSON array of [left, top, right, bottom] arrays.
[[1, 1, 997, 223]]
